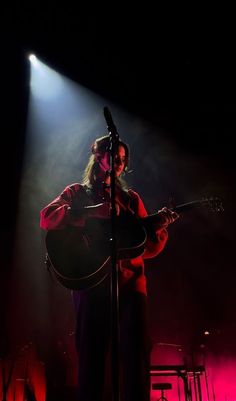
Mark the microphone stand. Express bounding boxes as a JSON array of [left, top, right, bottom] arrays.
[[103, 106, 120, 401]]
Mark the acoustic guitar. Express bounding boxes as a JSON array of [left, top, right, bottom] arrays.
[[45, 197, 223, 290]]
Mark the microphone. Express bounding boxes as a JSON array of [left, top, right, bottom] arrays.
[[103, 107, 119, 138]]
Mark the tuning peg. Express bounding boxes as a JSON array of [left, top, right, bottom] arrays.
[[209, 196, 224, 213]]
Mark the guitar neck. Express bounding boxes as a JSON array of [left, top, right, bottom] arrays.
[[141, 197, 223, 231], [172, 200, 204, 213]]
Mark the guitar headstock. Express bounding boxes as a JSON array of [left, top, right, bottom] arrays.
[[201, 196, 224, 213]]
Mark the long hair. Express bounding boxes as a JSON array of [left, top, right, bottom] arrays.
[[82, 135, 129, 190]]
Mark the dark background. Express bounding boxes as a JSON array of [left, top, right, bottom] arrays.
[[1, 4, 236, 397]]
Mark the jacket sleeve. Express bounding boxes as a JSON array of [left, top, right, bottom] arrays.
[[128, 189, 168, 259], [40, 184, 85, 230]]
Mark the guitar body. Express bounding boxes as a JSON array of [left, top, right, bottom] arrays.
[[45, 215, 147, 290]]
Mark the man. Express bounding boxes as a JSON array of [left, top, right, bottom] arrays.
[[40, 135, 179, 401]]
